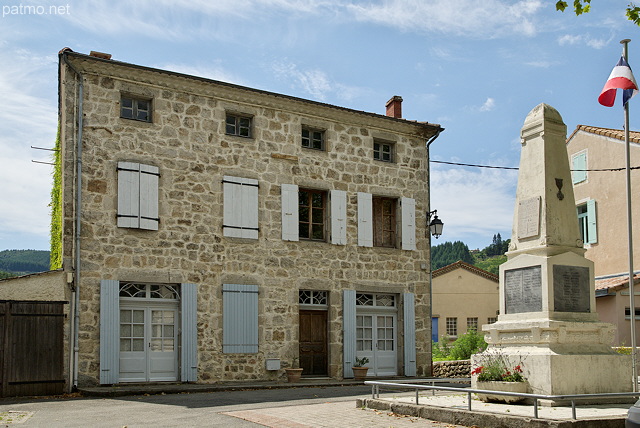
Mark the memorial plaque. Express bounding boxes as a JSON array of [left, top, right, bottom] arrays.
[[505, 265, 542, 314], [553, 265, 590, 312], [517, 196, 540, 239]]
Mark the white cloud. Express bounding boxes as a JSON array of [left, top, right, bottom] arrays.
[[346, 0, 544, 38], [430, 166, 516, 245], [557, 33, 612, 49], [480, 98, 496, 112]]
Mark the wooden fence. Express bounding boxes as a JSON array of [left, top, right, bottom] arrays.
[[0, 301, 66, 397]]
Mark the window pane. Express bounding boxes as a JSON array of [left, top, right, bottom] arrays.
[[121, 98, 133, 108], [311, 193, 323, 207], [311, 224, 324, 239], [299, 223, 309, 239], [132, 339, 145, 351], [120, 324, 131, 337], [311, 208, 324, 223], [133, 310, 144, 323], [120, 339, 131, 352], [133, 324, 144, 337], [150, 338, 162, 351], [120, 310, 131, 323]]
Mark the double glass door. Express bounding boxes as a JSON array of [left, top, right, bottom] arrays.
[[356, 313, 397, 376]]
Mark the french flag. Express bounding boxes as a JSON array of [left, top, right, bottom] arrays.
[[599, 56, 639, 107]]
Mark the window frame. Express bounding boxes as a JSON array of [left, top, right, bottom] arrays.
[[445, 317, 457, 337], [301, 127, 325, 151], [466, 317, 479, 332], [576, 199, 597, 245], [120, 95, 152, 123], [225, 113, 253, 138], [373, 139, 395, 163], [372, 196, 397, 248], [298, 188, 327, 241]]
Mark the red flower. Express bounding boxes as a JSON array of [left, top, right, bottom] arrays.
[[471, 366, 484, 375]]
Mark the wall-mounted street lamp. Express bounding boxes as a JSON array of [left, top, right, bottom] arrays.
[[428, 210, 444, 239]]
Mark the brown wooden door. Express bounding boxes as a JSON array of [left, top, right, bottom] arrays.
[[299, 310, 328, 376]]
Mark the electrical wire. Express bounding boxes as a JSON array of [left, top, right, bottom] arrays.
[[430, 159, 640, 172]]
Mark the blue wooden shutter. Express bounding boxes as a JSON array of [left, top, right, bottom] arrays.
[[357, 192, 373, 247], [223, 284, 259, 353], [181, 283, 198, 382], [343, 289, 356, 378], [281, 184, 299, 241], [587, 199, 598, 244], [100, 279, 120, 385], [330, 190, 347, 245], [403, 292, 416, 377], [117, 162, 140, 228], [572, 152, 587, 184], [401, 197, 416, 250], [223, 176, 259, 239], [139, 164, 159, 230]]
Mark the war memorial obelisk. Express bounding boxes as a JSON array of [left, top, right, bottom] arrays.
[[474, 103, 632, 404]]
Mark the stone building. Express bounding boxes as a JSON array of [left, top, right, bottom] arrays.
[[57, 49, 443, 387]]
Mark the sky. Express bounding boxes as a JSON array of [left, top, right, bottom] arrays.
[[0, 0, 638, 253]]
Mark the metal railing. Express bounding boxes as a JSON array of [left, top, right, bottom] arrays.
[[365, 379, 640, 420]]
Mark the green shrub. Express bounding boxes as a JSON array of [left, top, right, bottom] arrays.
[[432, 330, 487, 361]]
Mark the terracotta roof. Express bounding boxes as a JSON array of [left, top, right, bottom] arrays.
[[432, 260, 499, 282], [595, 272, 640, 293], [568, 125, 640, 144]]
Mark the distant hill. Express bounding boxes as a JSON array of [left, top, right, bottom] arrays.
[[0, 250, 50, 278]]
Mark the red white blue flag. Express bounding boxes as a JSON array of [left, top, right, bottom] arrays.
[[599, 56, 638, 107]]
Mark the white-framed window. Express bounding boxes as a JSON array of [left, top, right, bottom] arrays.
[[121, 95, 151, 122], [577, 199, 597, 244], [225, 113, 252, 137], [373, 139, 394, 162], [302, 127, 325, 150], [487, 317, 497, 324], [223, 176, 259, 239], [466, 317, 478, 332], [356, 293, 395, 307], [357, 193, 415, 250], [299, 290, 328, 308], [299, 188, 327, 241], [571, 151, 587, 184], [117, 161, 159, 230], [446, 317, 457, 336]]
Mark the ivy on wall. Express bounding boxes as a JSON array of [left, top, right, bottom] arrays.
[[49, 125, 62, 270]]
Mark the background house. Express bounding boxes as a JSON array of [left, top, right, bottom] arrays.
[[567, 125, 640, 346], [53, 49, 443, 389], [431, 261, 499, 342]]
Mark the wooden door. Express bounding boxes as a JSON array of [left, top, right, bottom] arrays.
[[299, 310, 328, 376]]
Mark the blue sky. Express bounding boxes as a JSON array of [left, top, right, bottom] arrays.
[[0, 0, 638, 252]]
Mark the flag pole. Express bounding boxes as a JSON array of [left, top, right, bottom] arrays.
[[621, 38, 637, 392]]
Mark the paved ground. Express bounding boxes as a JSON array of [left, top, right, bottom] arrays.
[[0, 386, 467, 428]]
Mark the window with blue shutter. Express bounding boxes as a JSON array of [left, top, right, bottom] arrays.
[[117, 162, 159, 230], [222, 284, 259, 353], [572, 151, 587, 184], [577, 199, 598, 244], [223, 176, 259, 239]]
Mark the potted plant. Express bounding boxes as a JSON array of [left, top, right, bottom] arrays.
[[471, 350, 528, 403], [284, 360, 303, 383], [352, 356, 369, 380]]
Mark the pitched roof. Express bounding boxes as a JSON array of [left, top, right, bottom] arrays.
[[595, 272, 640, 294], [432, 260, 499, 282], [568, 125, 640, 144]]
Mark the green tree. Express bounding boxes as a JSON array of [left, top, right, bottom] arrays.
[[431, 241, 474, 270], [555, 1, 640, 26]]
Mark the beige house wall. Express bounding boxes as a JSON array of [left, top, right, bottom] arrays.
[[567, 129, 640, 277], [432, 264, 499, 341], [597, 291, 640, 346], [0, 270, 69, 301], [59, 52, 438, 386]]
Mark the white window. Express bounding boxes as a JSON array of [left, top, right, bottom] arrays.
[[577, 200, 597, 244], [446, 317, 457, 336], [223, 176, 259, 239], [466, 317, 478, 332], [572, 151, 587, 184], [117, 162, 159, 230], [357, 192, 415, 250]]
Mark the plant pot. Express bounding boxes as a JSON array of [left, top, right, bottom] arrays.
[[352, 366, 369, 381], [475, 381, 529, 404], [285, 368, 303, 383]]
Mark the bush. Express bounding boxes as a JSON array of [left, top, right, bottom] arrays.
[[432, 330, 487, 361]]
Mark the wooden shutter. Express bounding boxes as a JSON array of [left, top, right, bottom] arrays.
[[572, 152, 587, 184], [587, 199, 597, 244], [181, 283, 198, 382], [403, 293, 416, 377], [117, 162, 141, 228], [330, 190, 347, 245], [139, 164, 159, 230], [357, 192, 373, 247], [222, 284, 259, 353], [99, 279, 120, 385], [223, 176, 259, 239], [343, 289, 356, 378], [281, 184, 299, 241], [401, 197, 416, 250]]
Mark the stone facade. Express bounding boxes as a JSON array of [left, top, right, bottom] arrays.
[[59, 50, 442, 386], [431, 360, 471, 378]]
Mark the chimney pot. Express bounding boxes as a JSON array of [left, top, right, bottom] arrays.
[[385, 96, 403, 119]]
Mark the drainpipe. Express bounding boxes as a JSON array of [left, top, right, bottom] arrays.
[[62, 51, 83, 390], [426, 127, 442, 376]]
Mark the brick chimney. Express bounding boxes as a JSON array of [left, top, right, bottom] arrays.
[[385, 96, 403, 119]]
